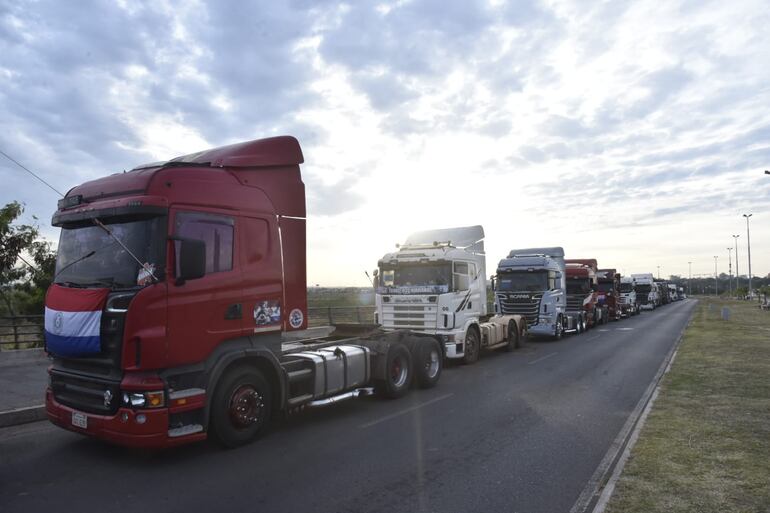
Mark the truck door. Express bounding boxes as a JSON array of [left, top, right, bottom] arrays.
[[166, 209, 245, 366], [453, 261, 481, 328]]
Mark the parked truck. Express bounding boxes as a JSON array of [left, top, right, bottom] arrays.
[[374, 226, 528, 364], [44, 136, 451, 449], [596, 268, 622, 321], [565, 259, 606, 328], [618, 276, 640, 317], [494, 247, 586, 339], [632, 273, 658, 310]]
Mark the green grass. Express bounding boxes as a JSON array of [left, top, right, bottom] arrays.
[[605, 299, 770, 513]]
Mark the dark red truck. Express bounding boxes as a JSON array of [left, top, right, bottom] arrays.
[[596, 269, 622, 321], [44, 136, 443, 448]]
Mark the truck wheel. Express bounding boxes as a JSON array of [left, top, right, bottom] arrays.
[[376, 343, 413, 399], [553, 316, 563, 341], [414, 339, 442, 388], [577, 316, 584, 334], [211, 366, 271, 448], [504, 320, 520, 352], [462, 327, 480, 364]]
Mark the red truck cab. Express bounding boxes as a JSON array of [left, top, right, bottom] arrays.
[[45, 136, 309, 448], [565, 259, 605, 328]]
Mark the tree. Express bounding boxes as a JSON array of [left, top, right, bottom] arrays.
[[0, 202, 55, 315]]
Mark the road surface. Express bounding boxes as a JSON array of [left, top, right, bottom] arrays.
[[0, 299, 696, 513]]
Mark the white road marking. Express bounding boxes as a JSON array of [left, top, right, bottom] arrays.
[[616, 327, 634, 331], [598, 329, 610, 332], [528, 352, 558, 365], [359, 393, 454, 429]]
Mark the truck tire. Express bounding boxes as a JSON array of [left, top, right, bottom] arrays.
[[552, 315, 563, 341], [577, 316, 584, 334], [462, 326, 481, 364], [210, 366, 271, 448], [414, 339, 442, 388], [375, 343, 413, 399], [504, 320, 520, 352]]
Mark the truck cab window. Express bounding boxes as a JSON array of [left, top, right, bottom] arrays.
[[175, 212, 234, 274]]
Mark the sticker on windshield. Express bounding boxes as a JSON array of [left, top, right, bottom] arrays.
[[137, 263, 156, 286], [254, 300, 281, 326]]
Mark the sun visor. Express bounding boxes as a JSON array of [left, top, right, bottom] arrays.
[[404, 225, 484, 252]]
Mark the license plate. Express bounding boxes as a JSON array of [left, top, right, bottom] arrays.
[[71, 411, 88, 429]]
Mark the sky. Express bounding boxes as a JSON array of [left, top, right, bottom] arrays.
[[1, 0, 769, 286]]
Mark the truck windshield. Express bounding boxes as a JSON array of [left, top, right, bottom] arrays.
[[55, 216, 167, 289], [619, 282, 633, 292], [636, 284, 651, 294], [379, 263, 451, 294], [567, 279, 592, 295], [597, 282, 615, 293], [496, 272, 548, 292]]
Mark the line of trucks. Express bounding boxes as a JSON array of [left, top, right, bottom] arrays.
[[43, 136, 684, 450]]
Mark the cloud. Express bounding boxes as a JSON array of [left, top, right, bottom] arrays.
[[1, 0, 769, 285]]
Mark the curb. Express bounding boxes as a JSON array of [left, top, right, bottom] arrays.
[[0, 405, 47, 428], [569, 299, 698, 513]]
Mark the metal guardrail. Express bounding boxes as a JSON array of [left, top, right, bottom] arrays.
[[307, 306, 376, 328], [0, 308, 377, 350], [0, 316, 45, 350]]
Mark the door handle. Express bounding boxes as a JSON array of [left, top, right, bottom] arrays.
[[225, 303, 242, 320]]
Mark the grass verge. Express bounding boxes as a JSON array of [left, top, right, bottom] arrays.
[[605, 298, 770, 513]]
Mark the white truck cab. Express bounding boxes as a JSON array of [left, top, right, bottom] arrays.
[[375, 226, 525, 363]]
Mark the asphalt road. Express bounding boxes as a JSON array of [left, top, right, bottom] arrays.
[[0, 299, 696, 513]]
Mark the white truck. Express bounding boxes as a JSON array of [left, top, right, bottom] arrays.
[[374, 226, 527, 364], [618, 276, 640, 316], [632, 273, 658, 310]]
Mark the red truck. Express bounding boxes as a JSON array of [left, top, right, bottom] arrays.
[[44, 136, 444, 449], [565, 259, 607, 328], [596, 268, 622, 321]]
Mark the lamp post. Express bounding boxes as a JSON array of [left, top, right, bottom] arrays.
[[743, 214, 753, 297], [688, 261, 692, 296], [657, 265, 661, 280], [713, 256, 718, 296], [727, 247, 733, 296], [732, 234, 740, 292]]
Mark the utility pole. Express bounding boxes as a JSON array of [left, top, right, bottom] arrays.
[[688, 261, 692, 296], [732, 234, 740, 292], [657, 265, 661, 280], [727, 247, 733, 296], [714, 256, 718, 296], [743, 214, 753, 297]]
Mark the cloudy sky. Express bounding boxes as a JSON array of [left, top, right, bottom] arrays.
[[1, 0, 768, 286]]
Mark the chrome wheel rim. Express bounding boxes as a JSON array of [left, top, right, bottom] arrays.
[[425, 348, 440, 378]]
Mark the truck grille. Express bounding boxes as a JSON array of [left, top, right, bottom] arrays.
[[566, 295, 587, 312], [637, 294, 649, 305], [381, 304, 438, 330], [496, 293, 542, 326], [50, 370, 121, 415]]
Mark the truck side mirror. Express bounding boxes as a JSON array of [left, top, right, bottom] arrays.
[[490, 275, 496, 291], [173, 237, 206, 285]]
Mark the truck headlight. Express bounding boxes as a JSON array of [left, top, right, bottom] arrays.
[[122, 390, 165, 408]]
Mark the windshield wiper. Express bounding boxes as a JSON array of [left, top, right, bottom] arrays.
[[53, 250, 96, 280], [92, 217, 158, 283]]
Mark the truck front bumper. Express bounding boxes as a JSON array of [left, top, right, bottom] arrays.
[[46, 388, 205, 449]]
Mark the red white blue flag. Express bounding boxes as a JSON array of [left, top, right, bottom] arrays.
[[45, 284, 110, 357]]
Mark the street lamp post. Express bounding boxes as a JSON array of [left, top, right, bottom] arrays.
[[732, 234, 740, 292], [714, 256, 718, 296], [656, 265, 660, 280], [727, 247, 733, 296], [688, 261, 692, 296], [743, 214, 753, 297]]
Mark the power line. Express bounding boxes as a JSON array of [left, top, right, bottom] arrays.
[[0, 148, 64, 197]]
